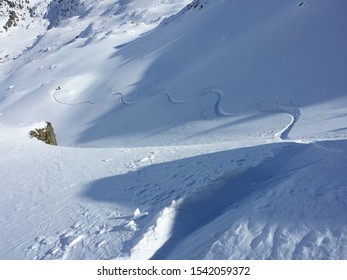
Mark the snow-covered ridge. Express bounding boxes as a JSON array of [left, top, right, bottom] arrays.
[[161, 0, 206, 25], [45, 0, 92, 28]]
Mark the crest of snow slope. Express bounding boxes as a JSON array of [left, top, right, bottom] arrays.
[[0, 0, 347, 260]]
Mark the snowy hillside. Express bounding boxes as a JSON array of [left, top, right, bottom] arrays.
[[1, 0, 347, 260]]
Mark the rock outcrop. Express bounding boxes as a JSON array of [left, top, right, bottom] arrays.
[[29, 121, 58, 145]]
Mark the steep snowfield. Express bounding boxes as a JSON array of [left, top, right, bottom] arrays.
[[0, 0, 347, 259]]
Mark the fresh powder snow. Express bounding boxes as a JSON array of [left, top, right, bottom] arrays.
[[0, 0, 347, 260]]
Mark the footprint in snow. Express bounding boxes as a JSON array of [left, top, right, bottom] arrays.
[[27, 227, 85, 260]]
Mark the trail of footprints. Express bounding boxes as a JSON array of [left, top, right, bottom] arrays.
[[26, 226, 85, 260], [26, 209, 148, 260]]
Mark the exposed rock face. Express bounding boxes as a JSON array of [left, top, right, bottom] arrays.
[[0, 0, 29, 31], [0, 0, 90, 32], [45, 0, 87, 29], [29, 121, 58, 145]]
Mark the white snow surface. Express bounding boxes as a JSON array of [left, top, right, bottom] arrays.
[[0, 0, 347, 260]]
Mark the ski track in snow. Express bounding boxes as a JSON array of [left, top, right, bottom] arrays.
[[51, 87, 235, 117], [3, 0, 347, 261], [276, 113, 297, 140], [256, 101, 301, 140], [52, 87, 300, 140]]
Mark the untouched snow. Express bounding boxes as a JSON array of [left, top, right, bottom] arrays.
[[0, 0, 347, 260]]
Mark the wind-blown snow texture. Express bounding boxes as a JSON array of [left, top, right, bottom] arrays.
[[0, 0, 347, 260]]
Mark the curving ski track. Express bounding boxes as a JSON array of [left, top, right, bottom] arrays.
[[52, 87, 300, 140], [52, 87, 235, 117], [275, 113, 298, 140]]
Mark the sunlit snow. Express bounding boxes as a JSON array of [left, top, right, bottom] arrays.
[[1, 0, 347, 260]]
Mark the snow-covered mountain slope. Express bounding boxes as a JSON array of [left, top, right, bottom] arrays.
[[0, 0, 347, 260], [1, 0, 347, 147]]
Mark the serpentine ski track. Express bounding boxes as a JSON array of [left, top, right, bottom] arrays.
[[52, 87, 300, 140]]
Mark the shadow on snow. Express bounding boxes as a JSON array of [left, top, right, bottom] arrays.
[[82, 142, 311, 259]]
